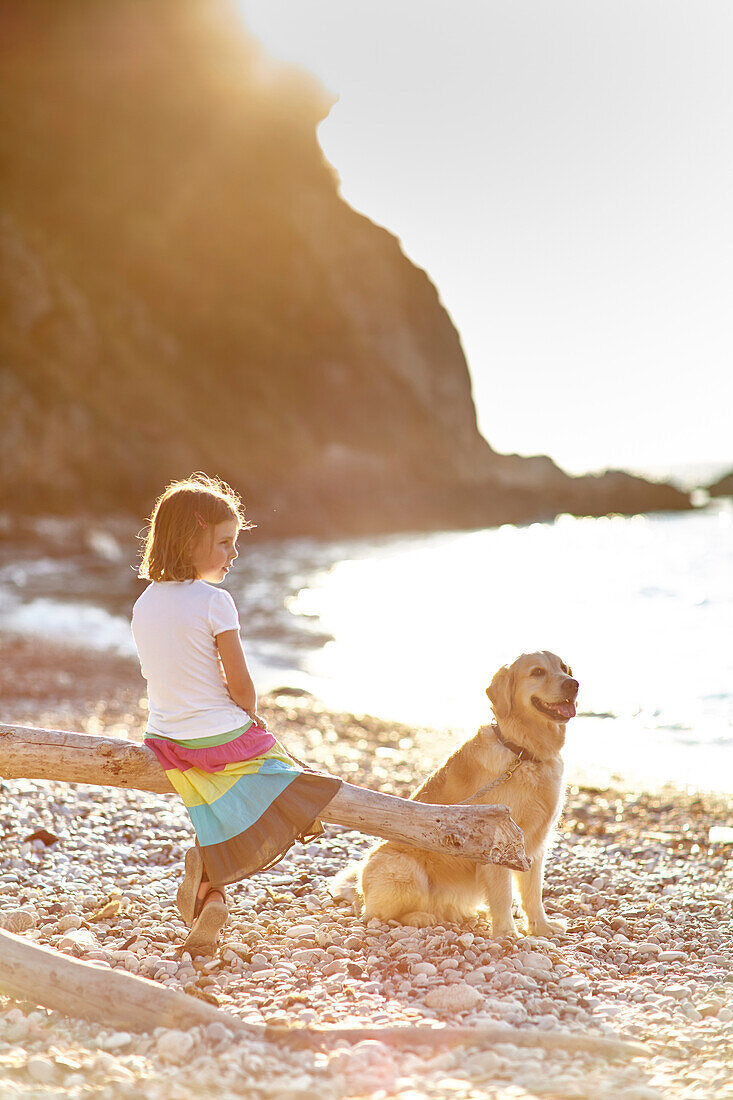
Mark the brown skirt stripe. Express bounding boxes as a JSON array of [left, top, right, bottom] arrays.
[[200, 772, 342, 886]]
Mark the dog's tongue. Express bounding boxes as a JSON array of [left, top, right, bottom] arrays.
[[556, 702, 576, 719]]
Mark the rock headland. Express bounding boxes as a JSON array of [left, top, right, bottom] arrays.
[[0, 0, 690, 535]]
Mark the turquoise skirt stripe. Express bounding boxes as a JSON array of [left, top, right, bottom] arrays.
[[186, 760, 299, 846]]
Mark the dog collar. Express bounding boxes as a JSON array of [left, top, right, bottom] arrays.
[[492, 723, 542, 764]]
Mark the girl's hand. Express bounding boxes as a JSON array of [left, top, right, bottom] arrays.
[[250, 712, 268, 730]]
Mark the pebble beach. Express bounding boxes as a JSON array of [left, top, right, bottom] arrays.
[[1, 634, 732, 1099]]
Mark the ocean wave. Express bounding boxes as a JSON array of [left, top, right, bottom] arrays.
[[0, 597, 135, 656]]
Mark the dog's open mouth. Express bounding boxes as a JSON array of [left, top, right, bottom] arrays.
[[532, 696, 577, 721]]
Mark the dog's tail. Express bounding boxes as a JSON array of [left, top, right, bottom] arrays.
[[329, 861, 363, 911]]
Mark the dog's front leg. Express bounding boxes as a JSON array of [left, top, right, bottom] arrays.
[[515, 849, 565, 936], [479, 865, 518, 938]]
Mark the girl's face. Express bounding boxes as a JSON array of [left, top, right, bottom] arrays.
[[191, 518, 239, 583]]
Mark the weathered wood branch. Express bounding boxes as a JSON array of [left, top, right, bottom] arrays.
[[0, 724, 530, 870], [0, 929, 644, 1059], [0, 927, 248, 1034], [268, 1023, 647, 1059]]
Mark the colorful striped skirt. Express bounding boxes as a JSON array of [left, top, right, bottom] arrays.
[[145, 723, 342, 886]]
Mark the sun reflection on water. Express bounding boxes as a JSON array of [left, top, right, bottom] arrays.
[[285, 506, 733, 791]]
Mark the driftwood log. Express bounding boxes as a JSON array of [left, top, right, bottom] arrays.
[[0, 724, 531, 870], [0, 929, 645, 1059], [0, 927, 246, 1034], [0, 725, 646, 1061]]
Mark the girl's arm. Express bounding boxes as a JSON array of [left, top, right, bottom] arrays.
[[216, 629, 264, 726]]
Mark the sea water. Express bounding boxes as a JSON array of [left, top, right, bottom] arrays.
[[1, 501, 731, 793]]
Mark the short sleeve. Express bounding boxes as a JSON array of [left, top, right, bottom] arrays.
[[208, 588, 240, 636]]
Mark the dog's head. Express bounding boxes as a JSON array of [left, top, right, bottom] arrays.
[[486, 651, 579, 743]]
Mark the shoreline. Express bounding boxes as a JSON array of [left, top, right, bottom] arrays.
[[1, 634, 732, 1098], [1, 631, 730, 800]]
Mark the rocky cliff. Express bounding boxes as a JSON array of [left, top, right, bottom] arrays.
[[0, 0, 690, 535]]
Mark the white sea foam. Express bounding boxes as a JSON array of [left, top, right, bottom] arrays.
[[0, 558, 75, 587], [1, 597, 135, 656]]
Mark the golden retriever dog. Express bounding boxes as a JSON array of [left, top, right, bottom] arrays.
[[341, 651, 578, 936]]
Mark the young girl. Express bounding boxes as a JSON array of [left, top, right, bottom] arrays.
[[131, 473, 341, 955]]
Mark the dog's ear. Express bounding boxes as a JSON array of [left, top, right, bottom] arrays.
[[486, 665, 515, 720]]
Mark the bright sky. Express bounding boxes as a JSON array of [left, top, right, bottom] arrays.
[[241, 0, 733, 479]]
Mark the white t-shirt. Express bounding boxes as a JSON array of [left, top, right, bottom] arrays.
[[131, 580, 252, 740]]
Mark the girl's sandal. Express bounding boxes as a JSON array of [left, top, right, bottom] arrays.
[[182, 889, 228, 958], [192, 883, 227, 922], [176, 846, 205, 927]]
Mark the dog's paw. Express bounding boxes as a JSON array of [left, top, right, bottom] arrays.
[[528, 916, 567, 937], [401, 910, 439, 928], [491, 920, 519, 939]]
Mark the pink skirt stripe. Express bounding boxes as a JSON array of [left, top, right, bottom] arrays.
[[146, 725, 276, 773]]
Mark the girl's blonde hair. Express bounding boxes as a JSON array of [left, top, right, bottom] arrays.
[[138, 473, 251, 582]]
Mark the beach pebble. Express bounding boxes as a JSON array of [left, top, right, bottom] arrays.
[[524, 952, 554, 972], [424, 983, 483, 1013], [0, 908, 38, 932], [98, 1031, 134, 1051], [290, 948, 327, 965], [26, 1055, 59, 1084], [58, 927, 99, 953], [156, 1029, 196, 1063], [284, 924, 317, 939], [57, 913, 84, 932], [617, 1089, 665, 1100], [558, 975, 590, 991], [322, 958, 348, 976], [224, 939, 249, 954], [204, 1022, 235, 1043], [269, 1074, 317, 1099], [465, 969, 488, 986]]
